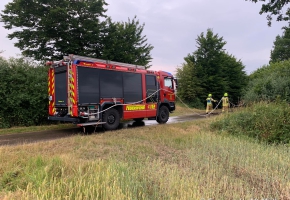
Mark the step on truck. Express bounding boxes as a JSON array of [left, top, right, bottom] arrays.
[[47, 55, 176, 130]]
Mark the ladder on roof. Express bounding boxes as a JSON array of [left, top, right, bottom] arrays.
[[65, 54, 146, 70]]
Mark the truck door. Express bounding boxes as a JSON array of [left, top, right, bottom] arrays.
[[145, 74, 158, 117], [163, 76, 175, 102]]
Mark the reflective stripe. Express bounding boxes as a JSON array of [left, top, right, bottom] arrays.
[[48, 69, 56, 115], [68, 64, 76, 116]]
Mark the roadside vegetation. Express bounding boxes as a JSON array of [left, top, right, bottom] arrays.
[[211, 102, 290, 144], [1, 118, 289, 199]]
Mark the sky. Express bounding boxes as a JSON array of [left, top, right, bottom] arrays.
[[0, 0, 287, 75]]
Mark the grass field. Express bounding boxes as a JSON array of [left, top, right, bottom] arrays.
[[1, 108, 289, 199]]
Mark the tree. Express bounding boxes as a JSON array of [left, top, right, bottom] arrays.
[[176, 60, 204, 108], [100, 17, 153, 68], [1, 0, 154, 67], [247, 0, 290, 26], [0, 0, 108, 61], [270, 27, 290, 63], [177, 29, 247, 107], [192, 29, 226, 102], [219, 52, 248, 103]]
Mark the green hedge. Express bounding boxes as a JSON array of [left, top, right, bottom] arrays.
[[210, 102, 290, 144], [0, 57, 48, 128]]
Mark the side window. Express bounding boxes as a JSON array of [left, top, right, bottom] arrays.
[[146, 75, 158, 103], [164, 78, 173, 88]]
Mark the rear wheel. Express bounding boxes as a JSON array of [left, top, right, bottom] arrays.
[[157, 106, 169, 124], [102, 108, 120, 130]]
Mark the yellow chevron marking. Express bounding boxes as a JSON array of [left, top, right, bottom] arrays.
[[70, 98, 75, 104]]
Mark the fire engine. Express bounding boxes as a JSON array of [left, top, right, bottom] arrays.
[[47, 55, 176, 130]]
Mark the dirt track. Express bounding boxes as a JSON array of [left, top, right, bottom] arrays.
[[0, 113, 211, 146], [0, 128, 81, 146]]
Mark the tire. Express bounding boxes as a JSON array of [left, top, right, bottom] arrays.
[[157, 106, 169, 124], [133, 118, 144, 122], [102, 108, 120, 130]]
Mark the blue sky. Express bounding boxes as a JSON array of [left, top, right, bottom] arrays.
[[0, 0, 287, 75]]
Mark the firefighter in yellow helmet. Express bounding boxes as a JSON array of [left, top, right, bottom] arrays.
[[222, 93, 229, 113], [206, 94, 217, 114]]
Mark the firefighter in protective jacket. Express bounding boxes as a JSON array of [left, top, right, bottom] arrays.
[[222, 93, 229, 113], [206, 94, 217, 114]]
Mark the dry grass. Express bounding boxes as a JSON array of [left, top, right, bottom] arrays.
[[1, 117, 289, 199]]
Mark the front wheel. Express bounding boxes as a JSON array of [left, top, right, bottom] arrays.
[[157, 106, 169, 124], [102, 108, 120, 130]]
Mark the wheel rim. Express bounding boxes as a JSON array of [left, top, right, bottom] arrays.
[[161, 111, 166, 120], [107, 115, 115, 124]]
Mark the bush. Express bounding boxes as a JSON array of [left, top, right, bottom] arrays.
[[210, 102, 290, 144], [0, 57, 48, 128], [243, 60, 290, 103]]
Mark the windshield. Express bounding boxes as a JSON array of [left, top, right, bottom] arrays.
[[164, 77, 173, 89]]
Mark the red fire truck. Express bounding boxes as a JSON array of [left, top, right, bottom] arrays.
[[47, 55, 176, 130]]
